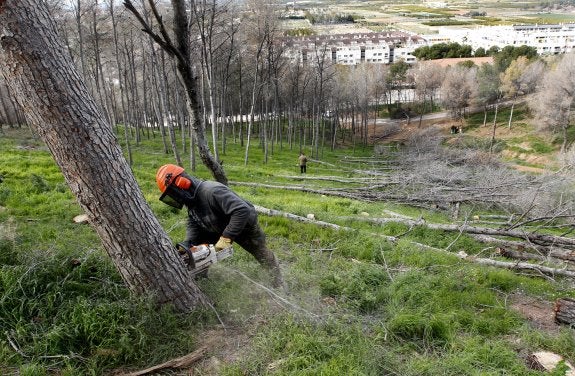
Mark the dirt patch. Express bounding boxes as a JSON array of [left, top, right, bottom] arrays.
[[369, 118, 456, 144], [190, 327, 254, 375], [509, 293, 560, 334]]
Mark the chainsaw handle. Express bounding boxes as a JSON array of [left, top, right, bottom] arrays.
[[176, 242, 189, 254]]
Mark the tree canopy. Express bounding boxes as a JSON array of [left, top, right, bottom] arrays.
[[412, 42, 473, 60]]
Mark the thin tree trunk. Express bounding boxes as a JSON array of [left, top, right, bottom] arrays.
[[489, 102, 499, 154], [160, 51, 182, 166], [244, 58, 261, 166], [109, 0, 133, 165], [507, 100, 515, 129]]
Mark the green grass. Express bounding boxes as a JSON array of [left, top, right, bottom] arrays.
[[423, 20, 472, 26], [394, 5, 454, 17], [463, 104, 562, 162], [1, 126, 574, 375], [517, 13, 575, 24]]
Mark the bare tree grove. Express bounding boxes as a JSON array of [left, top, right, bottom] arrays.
[[0, 0, 572, 172]]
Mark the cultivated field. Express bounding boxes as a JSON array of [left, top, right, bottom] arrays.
[[282, 0, 575, 35]]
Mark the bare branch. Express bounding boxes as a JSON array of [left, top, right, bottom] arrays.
[[123, 0, 178, 57]]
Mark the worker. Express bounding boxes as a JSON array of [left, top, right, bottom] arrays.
[[155, 164, 283, 287], [298, 152, 307, 174]]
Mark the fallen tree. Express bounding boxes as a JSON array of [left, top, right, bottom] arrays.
[[254, 205, 397, 242], [461, 255, 575, 278], [255, 206, 575, 279], [495, 247, 573, 267], [343, 216, 575, 248], [471, 234, 575, 263], [271, 127, 575, 226], [555, 298, 575, 326]]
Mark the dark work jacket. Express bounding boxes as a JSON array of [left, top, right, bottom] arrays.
[[182, 175, 257, 245]]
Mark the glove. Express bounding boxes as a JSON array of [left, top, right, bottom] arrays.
[[215, 236, 232, 251]]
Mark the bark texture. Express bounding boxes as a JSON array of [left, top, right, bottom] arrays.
[[0, 0, 206, 312], [555, 298, 575, 326]]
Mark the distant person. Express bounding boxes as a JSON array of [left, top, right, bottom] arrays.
[[155, 164, 283, 287], [298, 152, 307, 174]]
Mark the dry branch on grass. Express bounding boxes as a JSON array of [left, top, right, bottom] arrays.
[[233, 182, 385, 201], [277, 175, 391, 183], [122, 346, 207, 376]]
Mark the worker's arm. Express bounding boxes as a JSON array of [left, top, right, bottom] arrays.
[[210, 185, 254, 240], [183, 214, 202, 248]]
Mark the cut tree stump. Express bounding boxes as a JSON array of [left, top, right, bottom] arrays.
[[527, 351, 575, 375], [555, 298, 575, 326]]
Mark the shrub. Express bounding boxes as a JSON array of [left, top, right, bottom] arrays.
[[29, 174, 51, 194]]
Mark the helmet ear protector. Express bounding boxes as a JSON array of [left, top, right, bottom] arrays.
[[173, 175, 191, 190]]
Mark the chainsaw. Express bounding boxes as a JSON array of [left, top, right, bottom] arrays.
[[176, 242, 234, 277]]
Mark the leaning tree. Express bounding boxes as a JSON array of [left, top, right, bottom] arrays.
[[0, 0, 208, 312], [123, 0, 227, 185]]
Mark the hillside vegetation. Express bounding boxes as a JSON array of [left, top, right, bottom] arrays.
[[1, 118, 575, 375]]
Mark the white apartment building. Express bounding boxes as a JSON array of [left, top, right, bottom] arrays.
[[282, 32, 426, 66], [282, 23, 575, 67], [431, 23, 575, 55]]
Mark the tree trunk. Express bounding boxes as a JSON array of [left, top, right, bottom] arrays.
[[109, 0, 133, 166], [73, 0, 88, 85], [0, 0, 207, 312], [244, 55, 261, 166], [554, 298, 575, 326], [91, 0, 115, 133], [124, 0, 226, 184], [150, 47, 169, 154], [160, 51, 182, 166], [489, 102, 498, 154], [562, 121, 569, 154], [507, 99, 515, 129]]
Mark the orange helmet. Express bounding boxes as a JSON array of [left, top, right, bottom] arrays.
[[156, 164, 188, 193]]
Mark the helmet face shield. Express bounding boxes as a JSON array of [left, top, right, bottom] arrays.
[[159, 185, 185, 209]]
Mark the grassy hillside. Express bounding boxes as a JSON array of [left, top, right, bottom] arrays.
[[1, 125, 574, 375]]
